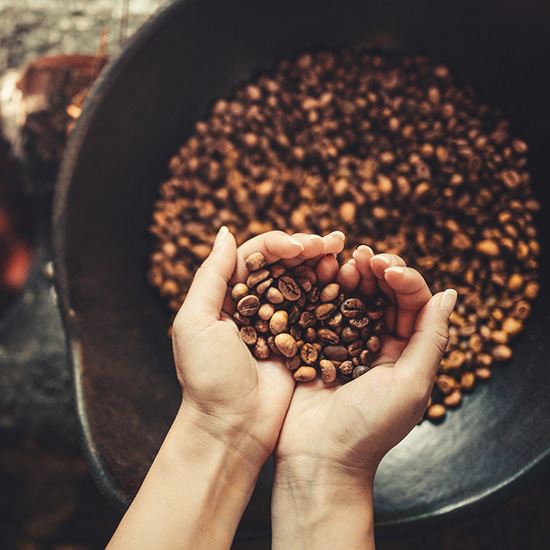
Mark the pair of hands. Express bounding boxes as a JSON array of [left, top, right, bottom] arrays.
[[108, 227, 456, 550], [173, 227, 455, 486]]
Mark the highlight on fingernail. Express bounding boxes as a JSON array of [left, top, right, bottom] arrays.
[[327, 230, 346, 241], [288, 235, 305, 250], [213, 225, 229, 250], [384, 265, 406, 275], [441, 288, 458, 317]]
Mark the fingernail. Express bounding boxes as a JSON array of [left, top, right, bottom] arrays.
[[213, 226, 229, 250], [288, 236, 305, 250], [357, 245, 374, 254], [374, 253, 393, 266], [346, 258, 356, 266], [385, 266, 406, 275], [441, 289, 458, 317], [327, 230, 345, 241]]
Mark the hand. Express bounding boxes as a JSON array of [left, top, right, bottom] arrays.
[[272, 245, 456, 550], [172, 228, 346, 465]]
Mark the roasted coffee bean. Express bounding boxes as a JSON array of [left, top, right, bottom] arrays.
[[340, 298, 365, 319], [274, 333, 298, 357], [300, 342, 319, 365], [341, 326, 360, 343], [366, 335, 381, 353], [233, 312, 251, 326], [294, 366, 317, 382], [240, 326, 257, 345], [320, 359, 337, 383], [338, 360, 354, 375], [255, 319, 269, 333], [267, 335, 283, 356], [359, 349, 372, 365], [426, 403, 446, 421], [327, 312, 343, 328], [247, 269, 270, 288], [256, 278, 273, 295], [315, 303, 337, 320], [317, 328, 340, 345], [352, 365, 370, 379], [298, 310, 316, 328], [231, 283, 249, 302], [253, 337, 270, 360], [258, 302, 275, 321], [346, 340, 363, 357], [269, 310, 289, 335], [323, 345, 349, 362], [266, 287, 285, 304], [349, 316, 370, 329], [286, 355, 301, 371], [237, 295, 260, 316], [320, 283, 341, 303], [279, 276, 302, 301], [245, 252, 267, 271]]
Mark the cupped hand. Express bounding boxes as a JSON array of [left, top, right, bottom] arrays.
[[171, 228, 345, 466], [275, 245, 457, 478]]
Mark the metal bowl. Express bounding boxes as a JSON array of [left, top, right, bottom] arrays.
[[53, 0, 550, 537]]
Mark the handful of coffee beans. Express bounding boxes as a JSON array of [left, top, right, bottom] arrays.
[[231, 251, 387, 383]]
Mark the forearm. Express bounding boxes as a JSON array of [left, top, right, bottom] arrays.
[[107, 405, 263, 550], [271, 456, 376, 550]]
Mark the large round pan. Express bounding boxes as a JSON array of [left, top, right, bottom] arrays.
[[53, 0, 550, 538]]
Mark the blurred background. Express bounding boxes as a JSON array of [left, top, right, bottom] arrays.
[[0, 1, 548, 549]]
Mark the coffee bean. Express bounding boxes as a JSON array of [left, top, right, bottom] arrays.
[[314, 302, 337, 320], [247, 269, 270, 288], [231, 283, 249, 301], [245, 252, 267, 271], [293, 366, 317, 382], [269, 310, 289, 335], [338, 360, 354, 375], [274, 333, 298, 357], [285, 356, 301, 371], [237, 295, 261, 316], [253, 337, 270, 360], [266, 287, 284, 304], [258, 302, 275, 320], [323, 345, 349, 362], [320, 359, 337, 383], [352, 365, 370, 378], [366, 335, 381, 353], [317, 328, 340, 345], [278, 276, 302, 301], [240, 326, 257, 345], [300, 342, 319, 365], [320, 283, 341, 303], [340, 298, 365, 319]]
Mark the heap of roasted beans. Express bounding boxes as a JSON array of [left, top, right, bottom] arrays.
[[148, 50, 540, 421]]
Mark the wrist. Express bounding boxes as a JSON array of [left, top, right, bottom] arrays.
[[108, 405, 263, 550], [272, 455, 376, 550]]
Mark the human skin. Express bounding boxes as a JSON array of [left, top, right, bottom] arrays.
[[106, 229, 346, 550], [271, 246, 456, 549], [106, 229, 455, 550]]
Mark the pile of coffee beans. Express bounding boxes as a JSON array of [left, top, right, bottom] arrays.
[[231, 252, 386, 382], [148, 50, 540, 420]]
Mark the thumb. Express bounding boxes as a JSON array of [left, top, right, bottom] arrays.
[[394, 289, 457, 395], [174, 226, 237, 329]]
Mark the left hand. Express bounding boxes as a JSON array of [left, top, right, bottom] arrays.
[[171, 228, 345, 466]]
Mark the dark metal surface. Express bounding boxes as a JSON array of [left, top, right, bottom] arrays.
[[52, 0, 550, 538]]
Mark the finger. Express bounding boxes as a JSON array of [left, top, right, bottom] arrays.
[[303, 231, 346, 267], [175, 227, 237, 328], [352, 245, 377, 298], [281, 233, 325, 268], [394, 290, 457, 400], [336, 259, 361, 294], [315, 254, 340, 286], [229, 231, 304, 285], [369, 253, 407, 333], [383, 266, 433, 340]]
